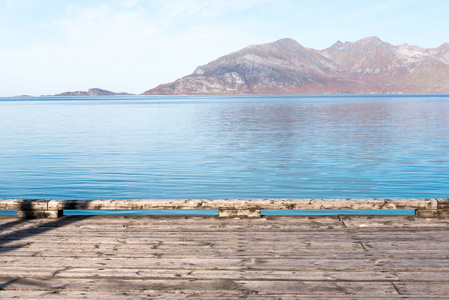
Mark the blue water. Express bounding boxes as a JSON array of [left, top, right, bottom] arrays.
[[1, 95, 448, 215]]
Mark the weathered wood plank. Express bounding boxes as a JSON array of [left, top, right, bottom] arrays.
[[4, 228, 449, 243], [0, 198, 443, 212], [3, 235, 449, 251], [0, 199, 50, 210], [0, 215, 346, 229], [0, 277, 398, 295], [0, 291, 426, 300], [48, 198, 438, 210], [3, 215, 449, 231], [0, 236, 365, 249], [0, 219, 449, 234], [2, 249, 449, 260], [91, 198, 442, 210], [2, 256, 449, 270], [1, 267, 449, 282], [341, 216, 449, 228], [395, 282, 449, 295], [362, 241, 449, 251]]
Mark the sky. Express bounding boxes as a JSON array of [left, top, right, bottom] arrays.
[[1, 0, 449, 96]]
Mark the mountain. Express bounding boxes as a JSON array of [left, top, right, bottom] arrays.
[[49, 88, 134, 96], [142, 37, 449, 95]]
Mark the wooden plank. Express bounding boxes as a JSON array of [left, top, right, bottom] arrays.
[[1, 266, 449, 282], [47, 198, 439, 210], [0, 235, 365, 248], [0, 215, 346, 229], [4, 227, 449, 242], [0, 199, 49, 210], [0, 291, 425, 300], [0, 231, 359, 242], [0, 291, 199, 300], [0, 277, 398, 295], [0, 225, 350, 232], [2, 225, 449, 237], [2, 256, 449, 270], [4, 214, 449, 232], [395, 282, 449, 295], [0, 228, 355, 238], [3, 236, 449, 251], [1, 198, 441, 212], [0, 228, 356, 237], [362, 241, 449, 251], [3, 248, 449, 260], [2, 232, 449, 249], [341, 216, 449, 228]]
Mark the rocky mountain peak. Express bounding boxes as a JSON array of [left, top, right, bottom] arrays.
[[357, 36, 384, 45], [143, 37, 449, 95], [435, 43, 449, 63], [328, 36, 391, 54], [272, 38, 303, 50], [438, 42, 449, 49], [328, 40, 344, 50]]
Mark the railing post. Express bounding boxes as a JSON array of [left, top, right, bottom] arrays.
[[218, 208, 261, 218], [17, 209, 63, 219], [16, 200, 63, 219], [415, 199, 449, 217]]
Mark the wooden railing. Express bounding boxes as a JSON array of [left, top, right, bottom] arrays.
[[0, 198, 448, 218]]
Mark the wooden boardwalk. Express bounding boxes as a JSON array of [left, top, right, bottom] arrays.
[[1, 214, 449, 299]]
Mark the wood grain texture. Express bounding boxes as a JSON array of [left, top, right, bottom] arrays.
[[1, 198, 446, 211]]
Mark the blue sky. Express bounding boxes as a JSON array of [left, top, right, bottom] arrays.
[[1, 0, 449, 96]]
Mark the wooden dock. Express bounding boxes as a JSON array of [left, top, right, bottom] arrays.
[[1, 199, 449, 298]]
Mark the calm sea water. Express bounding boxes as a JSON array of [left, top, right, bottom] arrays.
[[1, 95, 448, 214]]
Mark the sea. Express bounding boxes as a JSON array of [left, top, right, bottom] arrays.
[[1, 94, 448, 216]]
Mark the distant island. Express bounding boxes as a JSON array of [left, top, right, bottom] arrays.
[[44, 88, 134, 97], [142, 36, 449, 95]]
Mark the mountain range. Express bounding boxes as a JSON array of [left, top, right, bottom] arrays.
[[142, 37, 449, 95]]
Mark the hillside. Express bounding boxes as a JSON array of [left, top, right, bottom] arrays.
[[142, 37, 449, 95]]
